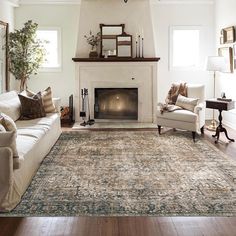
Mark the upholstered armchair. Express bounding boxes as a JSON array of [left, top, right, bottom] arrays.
[[157, 84, 205, 141]]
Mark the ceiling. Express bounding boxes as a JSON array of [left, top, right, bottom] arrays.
[[6, 0, 214, 6]]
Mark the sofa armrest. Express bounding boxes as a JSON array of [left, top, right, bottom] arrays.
[[53, 98, 61, 113], [0, 147, 13, 205]]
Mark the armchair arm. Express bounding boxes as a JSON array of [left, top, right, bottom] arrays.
[[52, 98, 61, 113], [194, 102, 205, 114], [0, 147, 13, 205], [194, 102, 206, 130]]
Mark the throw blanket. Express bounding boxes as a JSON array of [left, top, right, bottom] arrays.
[[159, 83, 188, 114]]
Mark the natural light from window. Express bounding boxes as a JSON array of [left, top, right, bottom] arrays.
[[36, 29, 60, 69], [171, 28, 200, 69]]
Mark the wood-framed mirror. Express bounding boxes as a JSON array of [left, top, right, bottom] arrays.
[[0, 21, 9, 92], [117, 32, 132, 58], [100, 24, 124, 58]]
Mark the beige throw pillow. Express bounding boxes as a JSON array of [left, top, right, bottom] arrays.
[[26, 87, 56, 113], [0, 113, 17, 131], [0, 131, 20, 169], [176, 94, 199, 112]]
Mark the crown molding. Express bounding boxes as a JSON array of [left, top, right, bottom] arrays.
[[6, 0, 19, 7], [150, 0, 214, 5], [19, 0, 81, 5]]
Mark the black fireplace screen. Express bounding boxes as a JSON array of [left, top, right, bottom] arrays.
[[94, 88, 138, 120]]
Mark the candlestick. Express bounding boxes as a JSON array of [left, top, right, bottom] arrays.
[[138, 35, 141, 58], [135, 41, 138, 58], [142, 38, 144, 58]]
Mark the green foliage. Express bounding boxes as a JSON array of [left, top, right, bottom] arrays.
[[8, 20, 46, 90]]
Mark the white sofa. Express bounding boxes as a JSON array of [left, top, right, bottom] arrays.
[[157, 84, 205, 141], [0, 91, 62, 211]]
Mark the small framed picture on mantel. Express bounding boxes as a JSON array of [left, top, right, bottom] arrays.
[[218, 47, 233, 73]]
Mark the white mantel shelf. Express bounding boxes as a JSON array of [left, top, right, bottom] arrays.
[[72, 57, 160, 62]]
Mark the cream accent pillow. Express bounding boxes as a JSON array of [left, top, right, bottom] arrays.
[[0, 131, 20, 169], [176, 94, 199, 112], [0, 96, 21, 121], [26, 87, 56, 113], [0, 113, 17, 131]]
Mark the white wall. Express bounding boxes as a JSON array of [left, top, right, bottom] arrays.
[[0, 0, 15, 91], [76, 0, 155, 58], [215, 0, 236, 129], [14, 4, 80, 105], [151, 2, 215, 120], [14, 1, 216, 116], [0, 0, 14, 31]]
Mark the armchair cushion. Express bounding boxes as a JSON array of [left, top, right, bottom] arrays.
[[157, 109, 198, 123], [176, 95, 199, 112]]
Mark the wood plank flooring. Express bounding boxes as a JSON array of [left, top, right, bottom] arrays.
[[1, 124, 236, 236]]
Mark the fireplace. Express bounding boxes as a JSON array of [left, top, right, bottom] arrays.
[[94, 88, 138, 120]]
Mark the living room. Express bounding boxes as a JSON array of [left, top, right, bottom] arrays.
[[0, 0, 236, 235]]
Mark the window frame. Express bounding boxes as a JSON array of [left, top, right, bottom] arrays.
[[37, 27, 62, 73], [169, 25, 201, 71]]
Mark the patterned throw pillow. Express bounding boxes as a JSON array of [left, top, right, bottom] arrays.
[[0, 131, 20, 169], [0, 113, 17, 131], [26, 87, 56, 113], [18, 92, 46, 120]]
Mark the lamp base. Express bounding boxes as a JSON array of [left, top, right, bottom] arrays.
[[207, 119, 218, 131]]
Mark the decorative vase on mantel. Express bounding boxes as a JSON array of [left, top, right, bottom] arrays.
[[89, 46, 98, 58]]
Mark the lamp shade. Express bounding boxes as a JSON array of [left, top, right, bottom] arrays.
[[206, 56, 227, 72]]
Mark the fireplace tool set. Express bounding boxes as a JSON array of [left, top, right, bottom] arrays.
[[80, 88, 95, 126]]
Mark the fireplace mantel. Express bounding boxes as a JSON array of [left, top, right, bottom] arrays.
[[72, 57, 160, 62], [74, 59, 159, 123]]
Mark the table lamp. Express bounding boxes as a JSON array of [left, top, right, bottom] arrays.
[[206, 56, 226, 131]]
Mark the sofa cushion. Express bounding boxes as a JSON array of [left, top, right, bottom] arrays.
[[16, 113, 60, 157], [157, 109, 198, 123], [0, 91, 21, 121], [18, 92, 46, 120]]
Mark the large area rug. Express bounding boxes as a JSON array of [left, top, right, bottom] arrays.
[[7, 131, 236, 216]]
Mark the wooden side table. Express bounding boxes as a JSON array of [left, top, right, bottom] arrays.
[[206, 99, 235, 144]]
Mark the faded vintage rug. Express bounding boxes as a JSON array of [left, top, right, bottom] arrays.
[[6, 131, 236, 216]]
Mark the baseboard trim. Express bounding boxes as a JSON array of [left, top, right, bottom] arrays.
[[223, 120, 236, 131]]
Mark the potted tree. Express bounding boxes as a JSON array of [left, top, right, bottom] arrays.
[[8, 20, 46, 91]]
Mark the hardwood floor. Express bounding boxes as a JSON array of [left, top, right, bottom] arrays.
[[1, 124, 236, 236]]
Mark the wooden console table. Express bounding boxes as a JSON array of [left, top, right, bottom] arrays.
[[206, 98, 235, 144]]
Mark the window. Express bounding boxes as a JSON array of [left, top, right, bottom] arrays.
[[36, 28, 61, 71], [170, 26, 200, 70]]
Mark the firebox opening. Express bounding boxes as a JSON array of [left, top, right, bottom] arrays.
[[94, 88, 138, 120]]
